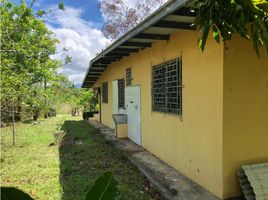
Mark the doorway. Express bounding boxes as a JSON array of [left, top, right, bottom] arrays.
[[125, 86, 141, 145]]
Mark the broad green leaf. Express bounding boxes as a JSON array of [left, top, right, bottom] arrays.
[[1, 187, 35, 200], [198, 23, 210, 51], [212, 25, 220, 43], [256, 18, 268, 52], [253, 30, 261, 58], [85, 172, 118, 200]]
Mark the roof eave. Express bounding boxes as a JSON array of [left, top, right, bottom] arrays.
[[82, 0, 193, 88]]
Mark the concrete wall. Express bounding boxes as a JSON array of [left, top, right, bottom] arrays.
[[222, 36, 268, 198], [94, 29, 225, 198]]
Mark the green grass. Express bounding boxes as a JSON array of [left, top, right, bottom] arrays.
[[1, 115, 162, 200]]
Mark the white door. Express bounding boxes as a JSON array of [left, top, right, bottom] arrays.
[[125, 86, 141, 145]]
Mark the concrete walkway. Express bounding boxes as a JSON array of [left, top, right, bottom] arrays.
[[88, 120, 241, 200]]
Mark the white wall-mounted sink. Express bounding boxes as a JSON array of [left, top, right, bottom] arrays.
[[112, 114, 127, 125]]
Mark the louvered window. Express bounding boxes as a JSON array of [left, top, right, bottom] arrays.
[[118, 79, 125, 108], [152, 58, 182, 115], [102, 82, 108, 103], [126, 67, 132, 86]]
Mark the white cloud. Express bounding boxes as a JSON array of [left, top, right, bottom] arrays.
[[45, 1, 165, 84], [45, 5, 110, 84]]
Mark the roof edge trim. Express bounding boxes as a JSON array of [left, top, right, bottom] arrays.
[[82, 0, 193, 88]]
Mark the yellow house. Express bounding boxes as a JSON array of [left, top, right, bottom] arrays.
[[82, 0, 268, 199]]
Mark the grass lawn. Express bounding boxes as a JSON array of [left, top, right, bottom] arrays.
[[1, 115, 162, 200]]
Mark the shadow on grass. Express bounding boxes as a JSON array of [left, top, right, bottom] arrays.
[[59, 120, 163, 200]]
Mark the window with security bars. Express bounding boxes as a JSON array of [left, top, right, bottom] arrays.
[[118, 79, 125, 108], [102, 82, 108, 103], [152, 58, 182, 115], [126, 67, 132, 86]]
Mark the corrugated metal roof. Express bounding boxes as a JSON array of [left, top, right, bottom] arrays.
[[238, 162, 268, 200], [82, 0, 197, 88]]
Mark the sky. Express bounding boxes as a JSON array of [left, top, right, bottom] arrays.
[[19, 0, 163, 86], [29, 0, 111, 86]]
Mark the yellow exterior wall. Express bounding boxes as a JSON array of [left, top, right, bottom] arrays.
[[94, 30, 225, 198], [222, 36, 268, 198]]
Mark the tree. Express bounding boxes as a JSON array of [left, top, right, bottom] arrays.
[[0, 0, 66, 121], [62, 87, 98, 116], [40, 73, 73, 117], [100, 0, 166, 39], [76, 89, 98, 112], [195, 0, 268, 56]]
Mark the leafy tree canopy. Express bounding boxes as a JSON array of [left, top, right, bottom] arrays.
[[100, 0, 166, 39], [195, 0, 268, 56], [0, 0, 82, 121]]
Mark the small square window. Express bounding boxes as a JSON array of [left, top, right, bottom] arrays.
[[102, 82, 108, 103], [126, 67, 132, 86], [118, 79, 125, 108]]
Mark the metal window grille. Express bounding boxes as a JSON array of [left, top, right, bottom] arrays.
[[126, 67, 132, 86], [118, 79, 125, 108], [152, 58, 182, 115], [102, 82, 108, 103]]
